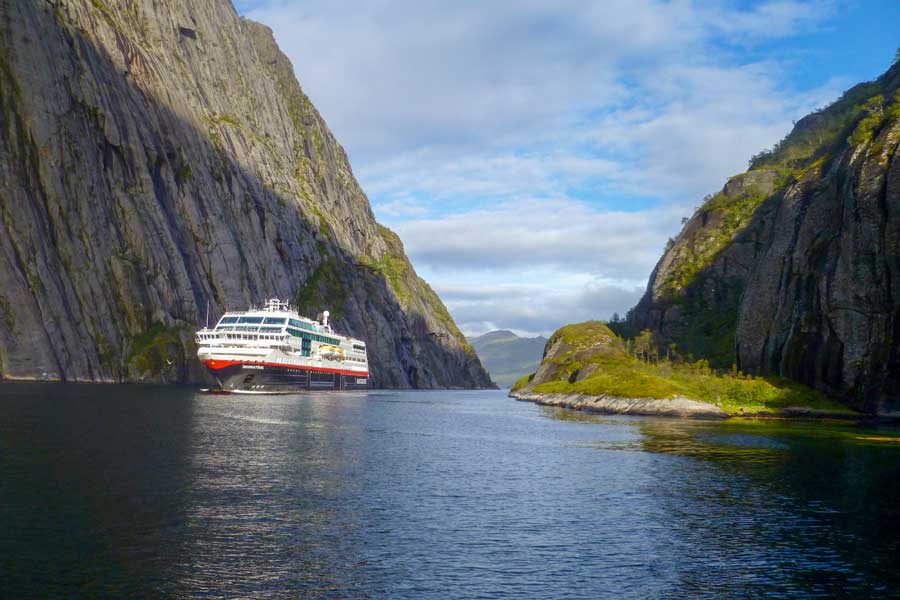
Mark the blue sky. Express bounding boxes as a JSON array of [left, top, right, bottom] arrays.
[[235, 0, 899, 336]]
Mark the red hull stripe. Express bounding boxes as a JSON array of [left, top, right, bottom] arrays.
[[204, 359, 368, 378]]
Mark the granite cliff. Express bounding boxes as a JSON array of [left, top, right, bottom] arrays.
[[630, 60, 900, 414], [0, 0, 492, 388]]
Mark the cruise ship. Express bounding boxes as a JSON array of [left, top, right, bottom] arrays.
[[195, 298, 369, 393]]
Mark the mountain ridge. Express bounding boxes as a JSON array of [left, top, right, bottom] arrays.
[[469, 329, 547, 388], [627, 58, 900, 413]]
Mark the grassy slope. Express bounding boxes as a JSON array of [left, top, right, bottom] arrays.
[[514, 322, 857, 416]]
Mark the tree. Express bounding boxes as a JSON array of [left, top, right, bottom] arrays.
[[634, 329, 655, 362], [667, 342, 678, 362], [895, 46, 900, 64], [610, 312, 621, 323]]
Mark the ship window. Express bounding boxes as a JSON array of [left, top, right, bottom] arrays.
[[238, 316, 264, 324], [353, 344, 365, 351], [263, 317, 286, 325], [259, 326, 281, 333], [219, 316, 239, 325], [289, 319, 316, 331]]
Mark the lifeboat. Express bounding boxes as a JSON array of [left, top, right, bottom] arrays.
[[319, 344, 345, 360]]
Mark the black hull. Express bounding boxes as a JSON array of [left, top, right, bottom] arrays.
[[208, 363, 369, 393]]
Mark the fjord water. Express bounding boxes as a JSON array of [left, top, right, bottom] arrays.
[[2, 385, 899, 598]]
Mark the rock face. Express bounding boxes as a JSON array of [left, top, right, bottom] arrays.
[[468, 330, 546, 388], [630, 61, 900, 413], [0, 0, 492, 388]]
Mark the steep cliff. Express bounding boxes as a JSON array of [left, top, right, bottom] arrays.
[[0, 0, 492, 388], [631, 60, 900, 413]]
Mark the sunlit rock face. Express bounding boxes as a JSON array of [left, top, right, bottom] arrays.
[[0, 0, 492, 388], [630, 63, 900, 414]]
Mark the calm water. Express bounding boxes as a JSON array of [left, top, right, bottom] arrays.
[[1, 384, 900, 598]]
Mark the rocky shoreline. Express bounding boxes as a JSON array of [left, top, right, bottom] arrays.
[[509, 389, 729, 419], [509, 390, 863, 420]]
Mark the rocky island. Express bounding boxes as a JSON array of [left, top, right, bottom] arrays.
[[510, 321, 856, 419], [514, 58, 900, 418], [0, 0, 492, 388]]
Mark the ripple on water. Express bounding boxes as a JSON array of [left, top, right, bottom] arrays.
[[1, 386, 899, 598]]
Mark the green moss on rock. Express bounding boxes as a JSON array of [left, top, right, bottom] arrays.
[[127, 323, 183, 377], [295, 257, 346, 321], [660, 185, 768, 298]]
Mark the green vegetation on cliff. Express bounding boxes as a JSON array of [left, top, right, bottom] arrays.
[[750, 83, 900, 172], [515, 321, 855, 416], [294, 257, 347, 321], [631, 60, 900, 391], [126, 323, 186, 378], [360, 225, 415, 303], [661, 67, 900, 305], [359, 225, 475, 356], [659, 185, 768, 298]]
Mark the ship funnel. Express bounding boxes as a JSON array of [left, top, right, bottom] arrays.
[[322, 310, 330, 328]]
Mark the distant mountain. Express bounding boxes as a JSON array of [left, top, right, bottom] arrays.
[[469, 330, 547, 388]]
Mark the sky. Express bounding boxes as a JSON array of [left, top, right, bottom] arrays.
[[235, 0, 900, 337]]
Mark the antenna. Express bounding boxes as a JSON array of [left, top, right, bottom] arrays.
[[206, 299, 210, 328]]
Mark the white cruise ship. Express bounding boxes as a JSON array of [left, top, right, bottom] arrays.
[[195, 298, 369, 393]]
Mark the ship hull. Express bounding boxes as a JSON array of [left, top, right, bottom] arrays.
[[205, 361, 369, 394]]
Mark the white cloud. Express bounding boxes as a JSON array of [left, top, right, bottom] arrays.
[[240, 0, 845, 335], [245, 0, 836, 161], [393, 198, 684, 280], [438, 280, 645, 337], [703, 0, 835, 40]]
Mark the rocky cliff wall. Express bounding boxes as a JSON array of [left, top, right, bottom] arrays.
[[631, 61, 900, 413], [0, 0, 493, 388]]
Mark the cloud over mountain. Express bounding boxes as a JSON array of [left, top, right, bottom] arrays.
[[239, 0, 891, 335]]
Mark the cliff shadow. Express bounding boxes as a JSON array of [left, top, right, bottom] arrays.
[[0, 1, 481, 387]]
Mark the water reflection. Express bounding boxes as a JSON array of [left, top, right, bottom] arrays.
[[541, 404, 900, 598], [166, 392, 373, 596]]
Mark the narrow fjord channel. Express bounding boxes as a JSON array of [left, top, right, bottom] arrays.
[[2, 384, 899, 598]]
